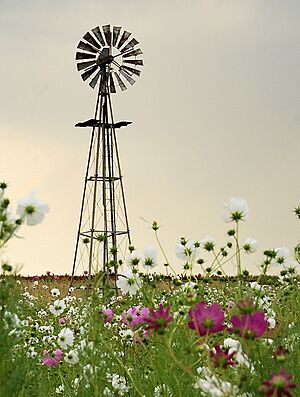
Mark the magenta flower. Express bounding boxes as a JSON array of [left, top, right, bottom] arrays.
[[42, 349, 63, 367], [230, 311, 268, 339], [121, 306, 150, 328], [210, 344, 236, 368], [101, 308, 113, 323], [259, 368, 296, 396], [188, 301, 226, 337], [145, 304, 173, 334]]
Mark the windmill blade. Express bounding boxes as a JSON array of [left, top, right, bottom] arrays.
[[123, 59, 143, 66], [120, 38, 139, 53], [92, 26, 106, 46], [117, 31, 131, 49], [119, 68, 135, 85], [109, 74, 116, 93], [81, 65, 98, 81], [83, 32, 101, 49], [122, 65, 141, 76], [114, 72, 127, 91], [102, 24, 112, 46], [122, 48, 143, 58], [89, 70, 101, 89], [77, 60, 96, 71], [76, 52, 96, 60], [112, 26, 121, 47], [77, 40, 98, 53]]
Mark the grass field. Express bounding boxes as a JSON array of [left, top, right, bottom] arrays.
[[1, 271, 300, 396]]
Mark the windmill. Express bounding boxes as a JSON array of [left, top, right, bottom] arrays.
[[71, 25, 143, 284]]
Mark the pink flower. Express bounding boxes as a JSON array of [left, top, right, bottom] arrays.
[[42, 349, 63, 367], [259, 368, 296, 396], [188, 301, 226, 337], [121, 306, 149, 328], [133, 328, 149, 344], [59, 317, 67, 325], [145, 304, 173, 334], [101, 308, 113, 323], [210, 344, 236, 368], [230, 311, 268, 339]]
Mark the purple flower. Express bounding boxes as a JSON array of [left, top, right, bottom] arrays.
[[145, 304, 173, 334], [101, 308, 113, 323], [42, 349, 63, 367], [121, 306, 150, 328], [188, 301, 226, 337], [210, 344, 236, 368], [59, 317, 67, 325], [259, 368, 296, 396], [231, 311, 268, 339]]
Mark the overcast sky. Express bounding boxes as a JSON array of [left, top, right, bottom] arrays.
[[0, 0, 299, 275]]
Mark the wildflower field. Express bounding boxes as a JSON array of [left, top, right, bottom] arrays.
[[1, 183, 300, 396]]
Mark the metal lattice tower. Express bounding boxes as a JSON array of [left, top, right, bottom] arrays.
[[71, 25, 143, 283]]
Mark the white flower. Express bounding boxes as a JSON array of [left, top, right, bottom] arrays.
[[17, 193, 49, 226], [194, 367, 238, 396], [65, 349, 79, 365], [143, 246, 157, 268], [223, 197, 248, 223], [223, 338, 250, 367], [116, 270, 142, 296], [50, 288, 60, 297], [57, 327, 74, 349], [249, 281, 263, 291], [126, 252, 142, 267], [274, 247, 290, 265], [243, 238, 257, 254], [49, 299, 66, 316], [154, 384, 173, 397], [268, 317, 276, 329], [55, 385, 64, 394], [175, 240, 200, 262], [111, 374, 129, 395], [201, 236, 215, 252]]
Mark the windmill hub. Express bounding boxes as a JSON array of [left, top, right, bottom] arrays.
[[96, 54, 113, 67], [75, 24, 143, 91]]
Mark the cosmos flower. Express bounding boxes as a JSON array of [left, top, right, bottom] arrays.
[[101, 307, 113, 323], [275, 247, 290, 266], [223, 337, 251, 367], [243, 238, 258, 254], [57, 327, 74, 349], [121, 306, 149, 328], [176, 239, 201, 262], [143, 246, 157, 269], [116, 270, 142, 296], [209, 344, 236, 368], [42, 349, 63, 367], [16, 193, 49, 226], [145, 304, 173, 334], [258, 368, 296, 397], [201, 236, 215, 252], [223, 197, 249, 223], [126, 252, 142, 267], [49, 299, 66, 316], [188, 301, 226, 337], [110, 374, 129, 395], [230, 311, 268, 339], [50, 288, 60, 297], [65, 349, 79, 365]]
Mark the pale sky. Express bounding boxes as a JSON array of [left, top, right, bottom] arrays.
[[0, 0, 299, 275]]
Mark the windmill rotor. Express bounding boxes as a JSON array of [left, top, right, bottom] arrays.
[[75, 24, 143, 92]]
